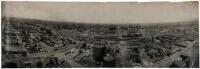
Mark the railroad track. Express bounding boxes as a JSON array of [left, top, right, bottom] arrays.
[[152, 40, 197, 67]]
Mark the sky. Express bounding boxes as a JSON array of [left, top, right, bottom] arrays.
[[2, 1, 198, 24]]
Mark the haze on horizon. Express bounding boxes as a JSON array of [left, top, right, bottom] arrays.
[[2, 1, 198, 24]]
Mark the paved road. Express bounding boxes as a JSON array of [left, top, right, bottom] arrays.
[[152, 40, 197, 67]]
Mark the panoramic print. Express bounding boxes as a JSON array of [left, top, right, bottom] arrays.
[[1, 1, 199, 68]]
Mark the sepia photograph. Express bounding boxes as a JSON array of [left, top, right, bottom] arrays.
[[1, 1, 199, 68]]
